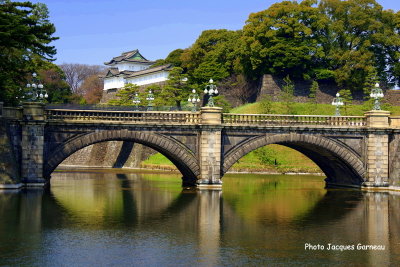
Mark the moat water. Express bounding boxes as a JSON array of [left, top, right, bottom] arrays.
[[0, 170, 399, 266]]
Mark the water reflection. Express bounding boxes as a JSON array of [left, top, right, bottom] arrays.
[[0, 171, 399, 266]]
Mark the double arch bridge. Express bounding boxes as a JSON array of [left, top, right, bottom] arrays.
[[1, 102, 400, 189]]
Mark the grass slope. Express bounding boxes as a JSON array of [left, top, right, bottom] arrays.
[[231, 101, 400, 115]]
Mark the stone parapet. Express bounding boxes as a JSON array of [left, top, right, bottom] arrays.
[[22, 102, 45, 121], [390, 116, 400, 128], [365, 110, 391, 128], [2, 107, 23, 120], [200, 107, 222, 125]]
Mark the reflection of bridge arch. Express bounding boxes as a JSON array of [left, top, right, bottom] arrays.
[[46, 173, 198, 227], [44, 130, 200, 184], [293, 190, 364, 226], [223, 133, 366, 187]]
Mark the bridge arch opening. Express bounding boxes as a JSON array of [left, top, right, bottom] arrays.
[[223, 133, 366, 188], [44, 130, 200, 186]]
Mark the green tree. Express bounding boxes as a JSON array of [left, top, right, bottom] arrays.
[[241, 0, 322, 80], [36, 61, 72, 104], [181, 29, 242, 84], [159, 67, 190, 109], [0, 1, 58, 105], [151, 49, 185, 68], [146, 84, 163, 107], [309, 80, 318, 103], [383, 10, 400, 87], [165, 49, 184, 67], [108, 83, 140, 106], [280, 75, 296, 114], [213, 95, 232, 113], [318, 0, 398, 90], [338, 89, 353, 115], [239, 0, 400, 92], [307, 80, 319, 113], [192, 60, 229, 83], [362, 68, 378, 97], [260, 94, 274, 114]]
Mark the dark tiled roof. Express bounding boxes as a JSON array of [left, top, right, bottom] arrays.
[[103, 68, 136, 78], [103, 68, 120, 78], [103, 64, 172, 79], [104, 49, 155, 65], [125, 64, 172, 79]]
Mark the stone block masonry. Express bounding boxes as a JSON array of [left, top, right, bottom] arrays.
[[197, 107, 223, 187], [60, 141, 156, 169], [198, 129, 222, 186], [389, 134, 400, 186], [2, 101, 400, 190], [20, 103, 46, 185], [365, 133, 389, 187]]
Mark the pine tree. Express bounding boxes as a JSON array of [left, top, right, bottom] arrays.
[[0, 1, 58, 105], [108, 84, 140, 106], [280, 75, 295, 114], [309, 80, 318, 103], [338, 89, 353, 115], [363, 68, 378, 98], [160, 67, 190, 110]]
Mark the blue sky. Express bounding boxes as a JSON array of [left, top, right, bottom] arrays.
[[32, 0, 399, 66]]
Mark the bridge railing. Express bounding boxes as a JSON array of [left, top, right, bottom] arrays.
[[2, 107, 23, 120], [222, 114, 366, 127], [45, 104, 193, 112], [45, 109, 201, 124]]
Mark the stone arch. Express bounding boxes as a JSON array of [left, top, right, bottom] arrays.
[[44, 129, 200, 185], [223, 133, 366, 187]]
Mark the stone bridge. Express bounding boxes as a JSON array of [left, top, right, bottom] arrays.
[[1, 102, 400, 189]]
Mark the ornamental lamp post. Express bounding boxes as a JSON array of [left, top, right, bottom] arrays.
[[132, 93, 141, 111], [26, 72, 48, 102], [370, 83, 384, 110], [188, 89, 200, 112], [331, 92, 344, 116], [204, 79, 218, 107], [146, 89, 155, 111]]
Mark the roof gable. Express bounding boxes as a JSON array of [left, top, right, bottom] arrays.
[[105, 49, 151, 65], [122, 50, 148, 61], [104, 68, 120, 78]]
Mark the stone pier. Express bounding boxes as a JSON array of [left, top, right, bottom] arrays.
[[21, 102, 46, 186], [197, 107, 223, 187], [364, 111, 391, 187]]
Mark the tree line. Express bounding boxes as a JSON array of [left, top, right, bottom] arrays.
[[118, 0, 400, 109], [1, 0, 399, 107], [156, 0, 400, 101]]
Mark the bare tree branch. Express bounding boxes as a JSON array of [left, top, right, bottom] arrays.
[[59, 63, 106, 93]]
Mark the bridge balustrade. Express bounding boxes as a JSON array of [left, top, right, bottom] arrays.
[[44, 109, 369, 127], [45, 109, 202, 124], [2, 107, 23, 120], [222, 114, 366, 127]]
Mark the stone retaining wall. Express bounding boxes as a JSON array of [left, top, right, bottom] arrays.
[[60, 142, 156, 169], [257, 74, 400, 106]]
